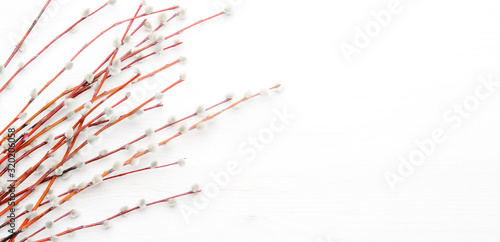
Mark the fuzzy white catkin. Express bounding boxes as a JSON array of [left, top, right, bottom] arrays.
[[104, 107, 113, 116], [87, 135, 99, 145], [50, 235, 59, 242], [154, 45, 163, 55], [244, 91, 253, 99], [76, 161, 85, 169], [226, 92, 235, 100], [148, 32, 158, 41], [66, 111, 76, 120], [177, 8, 186, 19], [123, 34, 131, 44], [18, 112, 28, 121], [259, 88, 270, 96], [138, 199, 147, 209], [99, 149, 108, 156], [109, 114, 119, 123], [113, 38, 122, 49], [108, 0, 117, 5], [109, 66, 121, 76], [154, 92, 164, 101], [68, 184, 76, 191], [155, 35, 164, 43], [125, 144, 134, 151], [102, 220, 111, 228], [27, 212, 38, 220], [150, 160, 158, 169], [71, 209, 80, 218], [70, 25, 79, 33], [158, 13, 168, 23], [168, 116, 177, 124], [167, 198, 177, 207], [179, 56, 187, 63], [196, 105, 205, 115], [92, 81, 101, 91], [65, 128, 74, 139], [92, 174, 103, 185], [112, 59, 121, 67], [178, 123, 188, 134], [45, 220, 54, 229], [49, 196, 57, 203], [1, 183, 8, 192], [35, 165, 45, 175], [113, 161, 123, 170], [84, 73, 94, 83], [77, 182, 87, 190], [120, 206, 129, 213], [46, 133, 55, 144], [143, 20, 152, 31], [65, 61, 74, 70], [135, 109, 144, 116], [55, 167, 63, 176], [50, 199, 60, 208], [25, 203, 34, 211], [135, 52, 145, 61], [64, 98, 74, 107], [67, 227, 75, 237], [145, 128, 154, 137], [224, 5, 232, 15], [145, 6, 153, 14], [196, 122, 207, 131], [191, 184, 200, 192]]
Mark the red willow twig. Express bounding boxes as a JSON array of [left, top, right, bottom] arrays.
[[31, 190, 199, 242], [2, 0, 53, 68], [19, 210, 73, 242], [0, 5, 180, 144], [0, 2, 109, 94]]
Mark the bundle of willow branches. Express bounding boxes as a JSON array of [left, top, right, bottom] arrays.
[[0, 1, 281, 241]]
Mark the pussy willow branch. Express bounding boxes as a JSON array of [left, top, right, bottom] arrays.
[[0, 2, 109, 94], [31, 190, 198, 242], [2, 0, 53, 69]]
